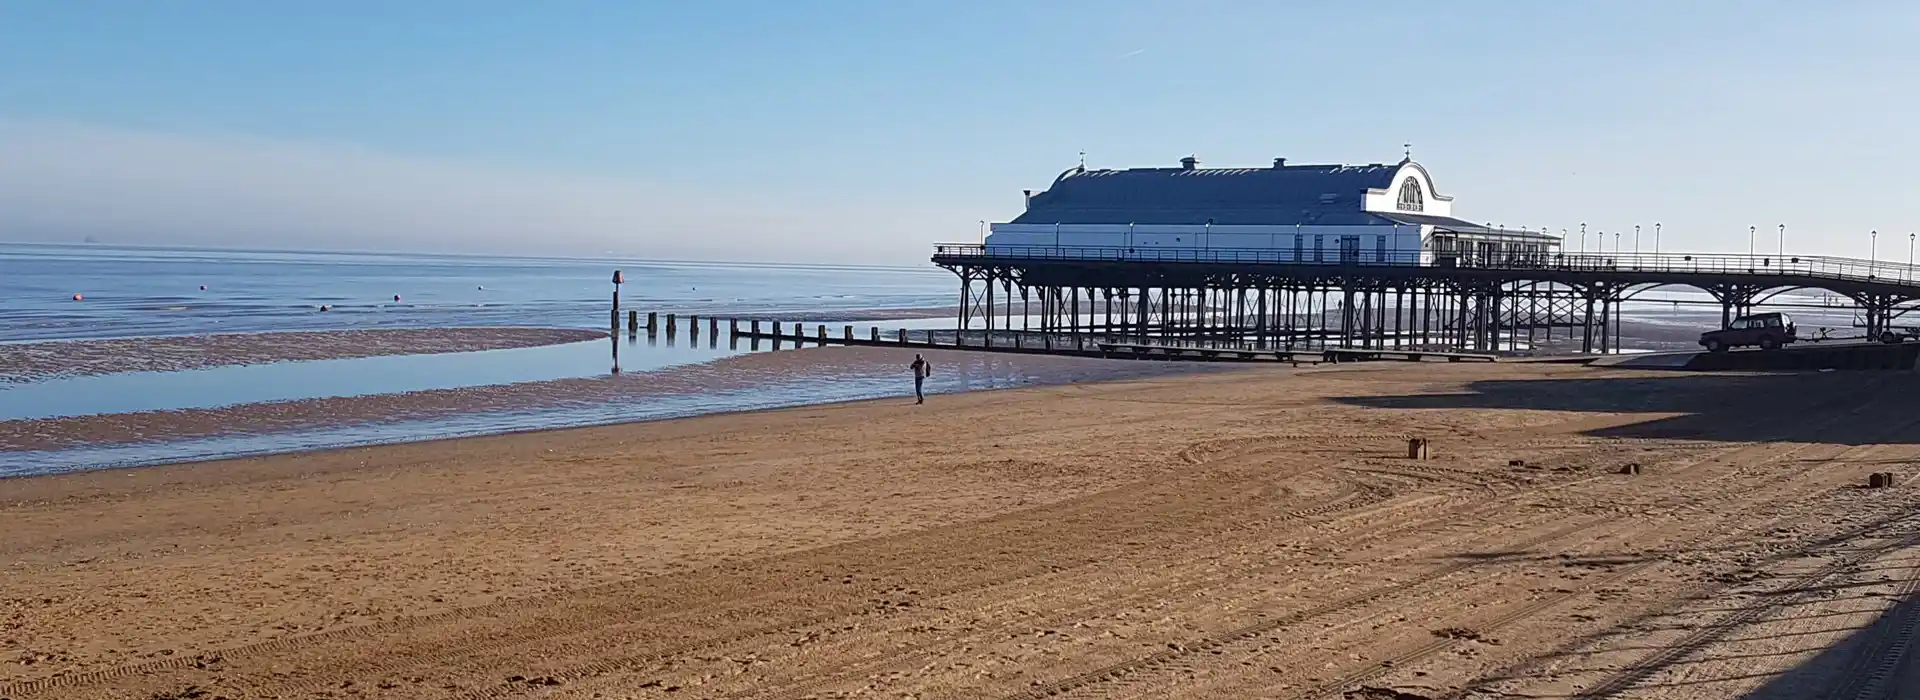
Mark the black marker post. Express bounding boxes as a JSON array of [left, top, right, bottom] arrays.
[[611, 269, 625, 374]]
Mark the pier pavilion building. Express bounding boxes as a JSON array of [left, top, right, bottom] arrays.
[[985, 156, 1560, 266]]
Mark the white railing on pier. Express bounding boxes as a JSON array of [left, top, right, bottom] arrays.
[[930, 244, 1920, 287]]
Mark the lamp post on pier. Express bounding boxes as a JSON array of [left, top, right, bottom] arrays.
[[1579, 223, 1587, 254], [1778, 224, 1785, 259], [978, 220, 986, 245], [1748, 225, 1756, 260], [1871, 230, 1879, 278], [1655, 222, 1662, 255], [1634, 224, 1641, 255]]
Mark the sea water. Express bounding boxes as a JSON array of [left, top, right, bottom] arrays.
[[0, 242, 955, 342]]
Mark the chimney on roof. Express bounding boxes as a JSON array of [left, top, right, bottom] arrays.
[[1022, 189, 1033, 212], [1180, 156, 1198, 171], [1273, 157, 1287, 168]]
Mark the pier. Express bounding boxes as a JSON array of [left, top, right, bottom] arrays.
[[604, 244, 1920, 370], [919, 154, 1920, 356], [930, 245, 1920, 355], [610, 244, 1920, 369], [608, 154, 1920, 366]]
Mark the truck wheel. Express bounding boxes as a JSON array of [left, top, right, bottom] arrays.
[[1760, 336, 1780, 351], [1706, 339, 1726, 353]]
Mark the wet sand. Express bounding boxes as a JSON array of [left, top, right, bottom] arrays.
[[0, 346, 1219, 456], [0, 327, 607, 384], [3, 362, 1920, 699]]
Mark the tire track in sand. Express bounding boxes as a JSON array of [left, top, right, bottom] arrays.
[[0, 434, 1364, 699], [455, 378, 1881, 700], [995, 382, 1909, 700], [1259, 410, 1920, 700]]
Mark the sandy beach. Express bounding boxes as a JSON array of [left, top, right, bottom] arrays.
[[2, 361, 1918, 699], [0, 328, 606, 384]]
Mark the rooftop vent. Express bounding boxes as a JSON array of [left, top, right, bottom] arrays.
[[1180, 156, 1198, 171], [1273, 158, 1287, 168]]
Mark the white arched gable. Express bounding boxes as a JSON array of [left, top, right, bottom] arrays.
[[1362, 161, 1453, 218]]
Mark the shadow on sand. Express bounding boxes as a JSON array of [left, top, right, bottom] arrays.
[[1735, 593, 1918, 699], [1333, 371, 1920, 445], [1447, 509, 1920, 698]]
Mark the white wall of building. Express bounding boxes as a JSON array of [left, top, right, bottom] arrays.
[[1361, 162, 1452, 218], [985, 223, 1429, 264]]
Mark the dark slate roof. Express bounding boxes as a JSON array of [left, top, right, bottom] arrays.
[[1011, 161, 1403, 226]]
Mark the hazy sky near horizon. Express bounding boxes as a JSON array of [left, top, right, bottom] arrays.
[[3, 1, 1917, 264]]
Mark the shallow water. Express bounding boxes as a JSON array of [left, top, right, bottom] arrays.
[[0, 346, 1221, 477], [0, 337, 742, 420]]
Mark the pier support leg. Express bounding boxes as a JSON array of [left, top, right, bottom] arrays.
[[984, 274, 996, 348]]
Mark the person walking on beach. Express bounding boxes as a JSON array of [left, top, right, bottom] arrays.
[[910, 354, 931, 404]]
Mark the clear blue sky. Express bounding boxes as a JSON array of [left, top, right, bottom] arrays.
[[2, 1, 1916, 263]]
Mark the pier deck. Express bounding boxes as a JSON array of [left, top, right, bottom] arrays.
[[931, 244, 1920, 356]]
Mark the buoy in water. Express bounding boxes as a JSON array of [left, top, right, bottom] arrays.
[[393, 294, 401, 302], [319, 304, 332, 312], [199, 285, 207, 291], [71, 293, 83, 301]]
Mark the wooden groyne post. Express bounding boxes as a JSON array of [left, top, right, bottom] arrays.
[[610, 270, 625, 332]]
